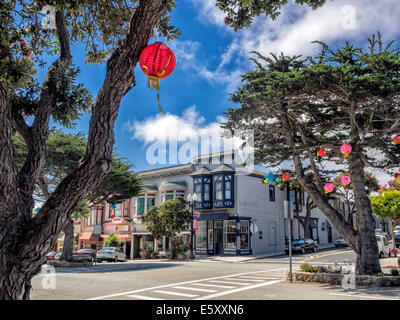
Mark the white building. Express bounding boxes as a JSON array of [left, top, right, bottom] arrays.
[[130, 151, 342, 257]]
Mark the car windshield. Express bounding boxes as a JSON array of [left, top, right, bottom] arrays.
[[77, 249, 91, 253], [292, 240, 304, 245], [100, 248, 114, 251]]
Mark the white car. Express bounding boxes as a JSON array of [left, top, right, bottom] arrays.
[[96, 247, 127, 262], [376, 234, 391, 258]]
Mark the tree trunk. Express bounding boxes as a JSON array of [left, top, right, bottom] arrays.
[[60, 216, 74, 261], [348, 148, 381, 275], [0, 1, 169, 300]]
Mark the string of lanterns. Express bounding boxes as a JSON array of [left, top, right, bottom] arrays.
[[261, 136, 400, 193]]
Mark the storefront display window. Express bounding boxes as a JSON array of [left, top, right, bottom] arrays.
[[196, 221, 207, 249], [224, 220, 236, 249], [141, 235, 154, 251], [240, 220, 249, 250]]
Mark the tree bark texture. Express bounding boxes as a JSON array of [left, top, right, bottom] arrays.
[[0, 0, 169, 300], [60, 217, 74, 262]]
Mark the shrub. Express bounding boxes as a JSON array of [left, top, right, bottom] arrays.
[[300, 263, 313, 273], [391, 269, 399, 276], [314, 266, 327, 273]]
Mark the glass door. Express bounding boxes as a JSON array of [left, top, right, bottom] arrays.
[[214, 221, 223, 254]]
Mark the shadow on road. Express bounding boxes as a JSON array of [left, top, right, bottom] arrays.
[[49, 262, 181, 274]]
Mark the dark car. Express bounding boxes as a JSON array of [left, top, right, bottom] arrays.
[[285, 239, 318, 254], [395, 234, 400, 248], [72, 249, 97, 262]]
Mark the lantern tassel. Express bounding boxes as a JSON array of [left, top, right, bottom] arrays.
[[157, 92, 164, 114]]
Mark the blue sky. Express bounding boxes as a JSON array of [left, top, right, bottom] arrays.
[[37, 0, 400, 177]]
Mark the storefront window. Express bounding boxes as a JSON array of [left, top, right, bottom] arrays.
[[196, 221, 207, 249], [141, 235, 154, 251], [208, 221, 213, 250], [137, 198, 145, 216], [224, 220, 236, 250], [166, 194, 174, 201], [124, 201, 129, 217], [240, 220, 249, 250]]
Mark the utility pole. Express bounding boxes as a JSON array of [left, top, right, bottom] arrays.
[[284, 200, 293, 283]]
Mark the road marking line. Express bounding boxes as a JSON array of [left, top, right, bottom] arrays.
[[172, 286, 217, 293], [300, 250, 352, 262], [329, 293, 400, 300], [153, 290, 198, 298], [126, 294, 164, 300], [195, 280, 283, 300], [237, 276, 277, 280], [86, 268, 287, 300], [192, 283, 235, 289], [226, 278, 264, 282], [208, 280, 251, 285]]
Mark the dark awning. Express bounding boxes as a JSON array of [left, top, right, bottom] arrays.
[[198, 212, 228, 221]]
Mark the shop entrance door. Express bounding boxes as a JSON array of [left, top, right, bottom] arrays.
[[214, 221, 223, 254]]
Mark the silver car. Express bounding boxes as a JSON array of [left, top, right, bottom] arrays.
[[96, 247, 127, 262]]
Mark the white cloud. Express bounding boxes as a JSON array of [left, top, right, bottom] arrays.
[[188, 0, 400, 89]]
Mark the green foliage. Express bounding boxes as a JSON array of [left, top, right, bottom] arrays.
[[71, 200, 91, 219], [370, 190, 400, 221], [142, 197, 192, 239], [300, 263, 313, 272], [216, 0, 326, 30], [172, 244, 186, 256], [391, 268, 399, 276], [1, 1, 178, 129], [224, 34, 400, 176], [13, 130, 142, 204], [105, 232, 121, 248]]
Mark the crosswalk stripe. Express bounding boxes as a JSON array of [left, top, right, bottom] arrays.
[[192, 283, 235, 289], [172, 286, 217, 293], [238, 276, 278, 280], [229, 278, 264, 282], [126, 294, 164, 300], [208, 280, 251, 285], [152, 290, 198, 298]]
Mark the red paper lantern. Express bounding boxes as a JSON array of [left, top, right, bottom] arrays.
[[139, 42, 176, 113], [393, 136, 400, 145], [317, 148, 326, 157], [282, 173, 290, 181]]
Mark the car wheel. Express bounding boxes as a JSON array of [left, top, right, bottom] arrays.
[[301, 248, 306, 254], [114, 256, 118, 263]]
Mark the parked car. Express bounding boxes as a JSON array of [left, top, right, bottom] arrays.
[[395, 233, 400, 248], [393, 226, 400, 235], [335, 237, 348, 248], [285, 239, 318, 254], [54, 252, 62, 260], [46, 252, 57, 261], [376, 234, 391, 258], [96, 247, 127, 262], [73, 249, 97, 262]]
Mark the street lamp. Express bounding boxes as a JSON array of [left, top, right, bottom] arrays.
[[187, 193, 198, 260]]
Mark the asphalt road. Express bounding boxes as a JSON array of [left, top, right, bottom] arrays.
[[31, 248, 400, 301]]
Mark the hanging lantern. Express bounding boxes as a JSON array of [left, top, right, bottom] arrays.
[[341, 176, 351, 186], [324, 183, 334, 194], [393, 136, 400, 145], [139, 42, 176, 114], [224, 17, 232, 25], [282, 173, 290, 182], [35, 208, 40, 212], [111, 204, 116, 209], [110, 215, 115, 219], [317, 148, 327, 157], [340, 144, 352, 158], [275, 177, 282, 184]]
